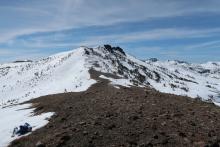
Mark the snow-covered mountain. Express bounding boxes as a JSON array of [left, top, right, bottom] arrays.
[[85, 45, 220, 103], [1, 45, 220, 146], [1, 45, 220, 107]]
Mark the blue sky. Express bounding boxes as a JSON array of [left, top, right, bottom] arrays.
[[0, 0, 220, 63]]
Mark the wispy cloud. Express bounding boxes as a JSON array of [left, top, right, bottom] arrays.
[[55, 27, 220, 46], [117, 28, 220, 42], [5, 27, 220, 50], [1, 0, 220, 43], [184, 40, 220, 50]]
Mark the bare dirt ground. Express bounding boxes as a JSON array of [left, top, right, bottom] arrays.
[[9, 70, 220, 147]]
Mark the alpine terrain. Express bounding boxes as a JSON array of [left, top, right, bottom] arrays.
[[1, 45, 220, 147]]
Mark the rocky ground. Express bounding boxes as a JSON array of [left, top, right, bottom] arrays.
[[9, 70, 220, 147]]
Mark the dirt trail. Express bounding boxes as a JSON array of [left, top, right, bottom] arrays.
[[10, 70, 220, 147]]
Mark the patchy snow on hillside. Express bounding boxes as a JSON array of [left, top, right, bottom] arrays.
[[0, 47, 96, 146], [0, 104, 53, 147], [99, 75, 133, 87]]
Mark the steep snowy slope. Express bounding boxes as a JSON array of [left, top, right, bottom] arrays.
[[83, 45, 220, 103]]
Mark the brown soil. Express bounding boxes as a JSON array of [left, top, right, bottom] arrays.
[[9, 70, 220, 147]]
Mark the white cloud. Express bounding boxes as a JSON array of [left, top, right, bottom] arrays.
[[68, 28, 220, 46], [183, 40, 220, 50], [1, 0, 220, 43], [118, 28, 220, 42], [9, 27, 220, 50]]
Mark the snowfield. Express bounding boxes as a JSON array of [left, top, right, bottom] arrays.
[[0, 104, 54, 147], [0, 47, 96, 146], [0, 47, 96, 106], [0, 45, 220, 146]]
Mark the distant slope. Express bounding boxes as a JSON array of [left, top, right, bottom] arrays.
[[84, 45, 220, 104]]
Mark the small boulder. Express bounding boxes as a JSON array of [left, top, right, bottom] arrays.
[[36, 141, 46, 147]]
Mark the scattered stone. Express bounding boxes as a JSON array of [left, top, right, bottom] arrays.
[[159, 131, 166, 136], [146, 143, 153, 147], [193, 141, 206, 147], [153, 135, 159, 139], [88, 143, 95, 147], [79, 121, 86, 126], [83, 131, 88, 136], [36, 141, 45, 147], [107, 124, 116, 130], [161, 138, 169, 145], [129, 115, 139, 121], [161, 121, 166, 126], [94, 131, 99, 136], [179, 132, 187, 137], [60, 135, 71, 141], [211, 142, 220, 147], [60, 117, 66, 121], [127, 140, 137, 146]]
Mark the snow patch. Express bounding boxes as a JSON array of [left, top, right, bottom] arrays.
[[99, 75, 132, 87], [0, 104, 53, 147]]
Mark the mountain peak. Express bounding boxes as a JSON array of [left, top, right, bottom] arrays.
[[103, 44, 126, 56], [82, 45, 126, 57]]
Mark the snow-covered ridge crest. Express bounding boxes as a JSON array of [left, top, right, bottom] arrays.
[[1, 45, 220, 106], [0, 47, 96, 107]]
